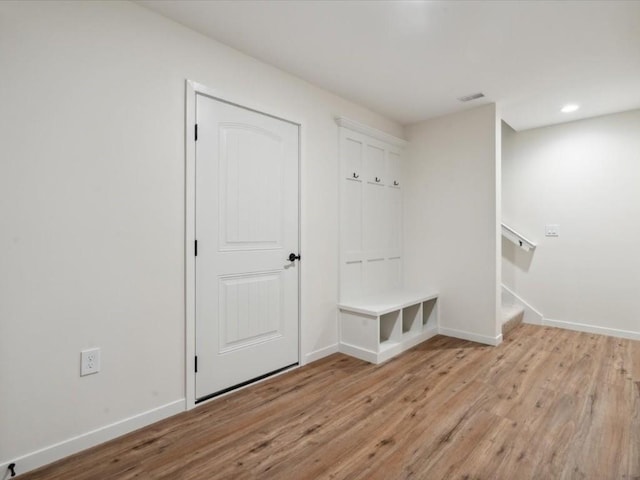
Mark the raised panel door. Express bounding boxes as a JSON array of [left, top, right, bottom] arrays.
[[195, 94, 299, 400]]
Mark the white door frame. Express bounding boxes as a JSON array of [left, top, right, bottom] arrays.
[[184, 80, 303, 409]]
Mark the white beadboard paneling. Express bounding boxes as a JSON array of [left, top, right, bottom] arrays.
[[338, 121, 405, 303], [343, 180, 363, 253]]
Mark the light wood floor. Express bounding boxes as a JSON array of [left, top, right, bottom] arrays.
[[20, 324, 640, 479]]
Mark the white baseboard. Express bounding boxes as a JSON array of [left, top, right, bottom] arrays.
[[543, 318, 640, 341], [303, 343, 339, 365], [501, 284, 544, 325], [403, 327, 439, 351], [438, 327, 503, 346], [338, 342, 378, 364], [338, 327, 439, 365], [1, 399, 185, 477]]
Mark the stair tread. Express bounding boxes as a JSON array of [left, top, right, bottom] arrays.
[[501, 304, 525, 335], [501, 304, 525, 315], [501, 304, 525, 325]]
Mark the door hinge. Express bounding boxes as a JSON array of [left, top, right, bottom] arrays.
[[195, 355, 198, 373], [194, 124, 198, 141], [194, 240, 198, 256]]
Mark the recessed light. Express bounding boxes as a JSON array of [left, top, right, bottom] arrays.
[[561, 104, 579, 113]]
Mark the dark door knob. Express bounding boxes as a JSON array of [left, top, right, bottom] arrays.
[[288, 253, 301, 262]]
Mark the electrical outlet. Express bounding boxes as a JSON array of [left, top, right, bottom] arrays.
[[81, 348, 101, 376]]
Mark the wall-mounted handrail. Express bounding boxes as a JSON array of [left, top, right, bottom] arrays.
[[502, 223, 536, 251]]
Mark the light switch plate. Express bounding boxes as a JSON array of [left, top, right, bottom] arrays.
[[545, 224, 560, 237]]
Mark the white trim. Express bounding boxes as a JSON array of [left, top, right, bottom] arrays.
[[542, 318, 640, 341], [338, 327, 439, 365], [335, 116, 407, 148], [298, 120, 306, 378], [184, 79, 303, 409], [501, 284, 544, 325], [338, 291, 439, 317], [401, 326, 439, 351], [377, 342, 406, 364], [185, 80, 197, 410], [438, 327, 503, 346], [193, 364, 300, 408], [303, 343, 339, 365], [338, 342, 378, 364], [335, 113, 342, 367], [189, 81, 304, 127], [0, 399, 184, 477]]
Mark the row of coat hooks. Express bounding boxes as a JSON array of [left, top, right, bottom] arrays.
[[351, 172, 399, 186]]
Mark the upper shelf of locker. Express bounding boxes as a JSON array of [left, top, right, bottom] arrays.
[[336, 117, 408, 148]]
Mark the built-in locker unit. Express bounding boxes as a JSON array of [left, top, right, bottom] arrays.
[[337, 117, 439, 364]]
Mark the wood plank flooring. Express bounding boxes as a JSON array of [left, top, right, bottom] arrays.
[[19, 324, 640, 479]]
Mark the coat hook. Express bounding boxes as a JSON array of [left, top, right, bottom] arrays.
[[353, 172, 359, 179], [375, 177, 381, 183], [393, 180, 399, 186]]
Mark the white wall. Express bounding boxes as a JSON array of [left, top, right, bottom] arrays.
[[404, 104, 501, 345], [0, 0, 403, 469], [502, 109, 640, 339]]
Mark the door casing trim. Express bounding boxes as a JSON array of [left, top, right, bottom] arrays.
[[184, 79, 303, 409]]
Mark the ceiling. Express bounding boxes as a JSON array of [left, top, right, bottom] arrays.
[[137, 0, 640, 131]]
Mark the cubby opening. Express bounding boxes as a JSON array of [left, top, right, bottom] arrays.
[[339, 293, 438, 363], [380, 310, 400, 344], [402, 303, 421, 335], [422, 298, 437, 329]]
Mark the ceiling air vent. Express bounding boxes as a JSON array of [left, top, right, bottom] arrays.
[[457, 92, 485, 102]]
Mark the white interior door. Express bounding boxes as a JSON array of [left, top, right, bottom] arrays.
[[195, 94, 299, 401]]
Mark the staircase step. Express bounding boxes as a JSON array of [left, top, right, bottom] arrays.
[[501, 304, 524, 336]]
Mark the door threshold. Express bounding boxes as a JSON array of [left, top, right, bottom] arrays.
[[195, 362, 299, 404]]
